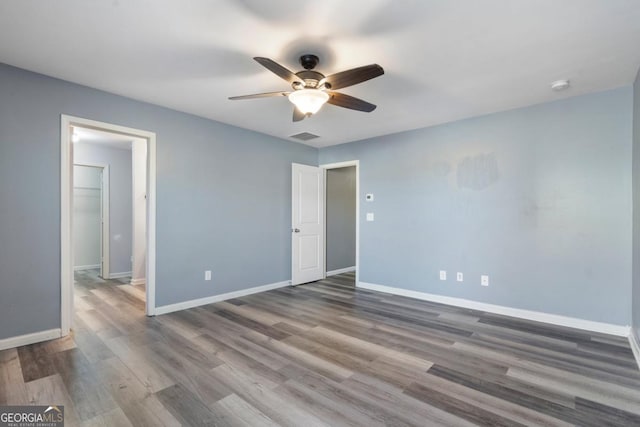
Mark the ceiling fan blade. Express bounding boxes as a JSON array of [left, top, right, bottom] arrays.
[[293, 107, 306, 122], [228, 91, 289, 100], [327, 91, 377, 112], [321, 64, 384, 90], [254, 57, 304, 85]]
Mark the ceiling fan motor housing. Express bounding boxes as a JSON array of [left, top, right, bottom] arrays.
[[294, 70, 325, 89], [294, 55, 325, 89]]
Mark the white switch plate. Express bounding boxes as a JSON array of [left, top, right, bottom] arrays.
[[481, 275, 489, 286], [366, 213, 374, 221], [456, 272, 463, 282], [365, 193, 374, 201], [205, 270, 212, 281], [439, 270, 447, 280]]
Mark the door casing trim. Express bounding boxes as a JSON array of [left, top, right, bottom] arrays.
[[61, 115, 157, 336]]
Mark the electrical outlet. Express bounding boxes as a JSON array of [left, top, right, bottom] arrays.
[[456, 272, 463, 282], [481, 275, 489, 286], [366, 213, 374, 221], [439, 270, 447, 280], [205, 270, 212, 281]]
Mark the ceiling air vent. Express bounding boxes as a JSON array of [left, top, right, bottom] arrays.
[[290, 132, 319, 141]]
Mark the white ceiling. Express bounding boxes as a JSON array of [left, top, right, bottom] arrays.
[[74, 127, 139, 151], [1, 0, 640, 148]]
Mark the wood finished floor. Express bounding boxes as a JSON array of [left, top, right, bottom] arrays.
[[1, 270, 640, 426]]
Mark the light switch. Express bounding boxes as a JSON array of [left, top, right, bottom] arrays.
[[366, 194, 374, 201], [366, 213, 374, 221]]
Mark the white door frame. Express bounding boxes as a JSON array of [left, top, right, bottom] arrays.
[[320, 160, 359, 286], [131, 142, 147, 286], [61, 115, 157, 336], [73, 163, 110, 279]]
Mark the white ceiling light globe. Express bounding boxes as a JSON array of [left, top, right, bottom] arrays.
[[288, 89, 330, 115]]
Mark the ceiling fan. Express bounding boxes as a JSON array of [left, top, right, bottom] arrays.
[[229, 54, 384, 121]]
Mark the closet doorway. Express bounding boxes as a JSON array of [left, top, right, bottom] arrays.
[[73, 164, 109, 278]]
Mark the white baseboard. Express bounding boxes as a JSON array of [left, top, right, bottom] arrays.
[[130, 278, 145, 285], [326, 266, 356, 277], [155, 280, 290, 315], [74, 264, 100, 271], [358, 282, 630, 337], [109, 271, 132, 279], [629, 329, 640, 371], [0, 329, 62, 351]]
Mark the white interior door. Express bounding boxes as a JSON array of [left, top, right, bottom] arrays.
[[292, 163, 324, 285]]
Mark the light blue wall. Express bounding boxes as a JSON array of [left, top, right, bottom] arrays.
[[320, 87, 633, 325], [633, 69, 640, 341], [75, 144, 133, 275], [0, 63, 316, 340]]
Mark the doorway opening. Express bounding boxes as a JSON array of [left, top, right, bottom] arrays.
[[322, 161, 359, 287], [61, 115, 157, 336], [324, 165, 357, 283]]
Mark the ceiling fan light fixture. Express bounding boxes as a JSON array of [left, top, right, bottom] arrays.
[[229, 56, 383, 121], [288, 89, 329, 115]]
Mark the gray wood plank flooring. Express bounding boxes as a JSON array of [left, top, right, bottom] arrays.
[[1, 269, 639, 426]]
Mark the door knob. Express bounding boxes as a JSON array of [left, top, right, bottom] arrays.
[[293, 228, 300, 233]]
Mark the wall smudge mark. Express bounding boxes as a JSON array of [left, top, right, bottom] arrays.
[[457, 152, 499, 190]]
